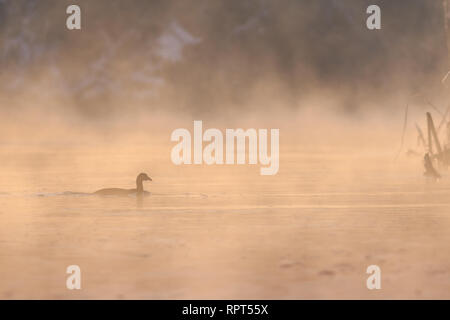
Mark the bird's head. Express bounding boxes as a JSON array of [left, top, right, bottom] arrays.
[[138, 172, 152, 182]]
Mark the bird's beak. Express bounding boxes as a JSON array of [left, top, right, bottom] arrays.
[[148, 177, 152, 181]]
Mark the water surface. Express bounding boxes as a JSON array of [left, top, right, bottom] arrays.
[[0, 144, 449, 299]]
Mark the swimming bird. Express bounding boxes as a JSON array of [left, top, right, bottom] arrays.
[[94, 173, 152, 196]]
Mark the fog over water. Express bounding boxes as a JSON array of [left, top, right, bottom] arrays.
[[0, 0, 449, 299]]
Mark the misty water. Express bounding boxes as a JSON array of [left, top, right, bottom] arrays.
[[2, 0, 450, 301], [0, 139, 449, 299]]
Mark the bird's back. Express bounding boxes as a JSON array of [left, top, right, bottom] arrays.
[[93, 188, 135, 196]]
